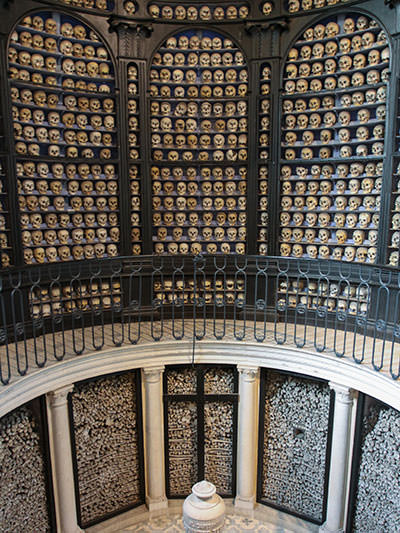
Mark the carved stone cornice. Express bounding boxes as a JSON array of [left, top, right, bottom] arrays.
[[108, 16, 153, 38], [245, 19, 288, 35]]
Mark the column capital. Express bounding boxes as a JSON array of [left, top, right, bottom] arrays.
[[237, 365, 259, 382], [329, 382, 354, 405], [47, 384, 74, 408], [142, 365, 165, 383]]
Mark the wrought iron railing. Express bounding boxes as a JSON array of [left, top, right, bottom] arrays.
[[0, 255, 399, 385]]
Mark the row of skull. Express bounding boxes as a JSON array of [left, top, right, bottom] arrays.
[[288, 0, 349, 12], [16, 162, 117, 179], [280, 194, 379, 211], [279, 279, 369, 299], [20, 212, 119, 230], [152, 133, 247, 149], [150, 84, 247, 99], [153, 211, 247, 226], [281, 162, 382, 179], [31, 281, 120, 300], [148, 4, 249, 20], [19, 194, 119, 212], [283, 142, 384, 161], [154, 279, 244, 291], [24, 243, 118, 264], [283, 125, 385, 146], [152, 180, 246, 195], [10, 88, 115, 113], [152, 148, 248, 162], [283, 91, 385, 117], [10, 39, 108, 61], [280, 211, 380, 229], [297, 16, 378, 41], [281, 177, 379, 195], [22, 226, 119, 246], [20, 179, 118, 196], [14, 108, 115, 131], [61, 0, 110, 10], [151, 67, 247, 84], [150, 100, 247, 117], [280, 227, 378, 246], [279, 243, 377, 262], [163, 35, 236, 51], [9, 66, 112, 93], [153, 196, 247, 210], [18, 16, 100, 40], [15, 141, 114, 159], [285, 50, 388, 80], [284, 69, 387, 95], [284, 108, 386, 130], [153, 52, 245, 68], [288, 36, 386, 64], [14, 126, 115, 147], [154, 241, 246, 255], [156, 226, 246, 241], [150, 117, 248, 134], [150, 166, 247, 179]]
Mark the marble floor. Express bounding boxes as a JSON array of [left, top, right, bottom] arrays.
[[88, 502, 319, 533]]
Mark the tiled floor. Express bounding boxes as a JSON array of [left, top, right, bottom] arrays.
[[88, 503, 319, 533]]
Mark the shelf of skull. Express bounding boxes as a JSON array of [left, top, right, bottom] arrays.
[[258, 63, 271, 255], [150, 30, 248, 258], [280, 13, 388, 265], [8, 12, 120, 265], [0, 160, 12, 269], [277, 277, 370, 316]]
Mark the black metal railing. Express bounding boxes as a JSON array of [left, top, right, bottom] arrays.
[[0, 255, 399, 385]]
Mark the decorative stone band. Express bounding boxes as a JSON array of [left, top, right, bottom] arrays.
[[183, 515, 225, 533]]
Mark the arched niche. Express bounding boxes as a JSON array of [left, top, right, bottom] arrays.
[[8, 11, 120, 265]]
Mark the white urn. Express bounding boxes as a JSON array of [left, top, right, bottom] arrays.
[[183, 480, 225, 532]]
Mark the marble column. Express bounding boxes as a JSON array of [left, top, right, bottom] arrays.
[[320, 382, 354, 533], [235, 365, 260, 510], [142, 365, 168, 511], [47, 384, 83, 533]]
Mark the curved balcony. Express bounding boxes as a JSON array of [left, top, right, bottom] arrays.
[[0, 255, 398, 394]]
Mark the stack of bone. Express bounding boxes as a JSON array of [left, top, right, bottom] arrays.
[[167, 401, 198, 495], [204, 367, 234, 394], [261, 371, 330, 522], [71, 373, 142, 526], [204, 401, 234, 495], [0, 405, 50, 532], [353, 403, 400, 532]]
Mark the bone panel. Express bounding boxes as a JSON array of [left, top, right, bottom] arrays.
[[260, 370, 331, 522], [0, 404, 51, 532], [70, 373, 143, 526]]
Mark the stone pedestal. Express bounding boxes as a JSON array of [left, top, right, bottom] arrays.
[[47, 385, 83, 533], [319, 383, 353, 533], [142, 366, 168, 511], [235, 365, 259, 510], [183, 481, 225, 533]]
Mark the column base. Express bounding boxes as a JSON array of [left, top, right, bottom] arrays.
[[319, 523, 344, 533], [234, 495, 255, 510], [146, 496, 168, 512]]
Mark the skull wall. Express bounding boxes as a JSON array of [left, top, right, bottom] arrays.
[[280, 14, 388, 264], [260, 370, 331, 522], [9, 12, 120, 264], [0, 404, 51, 532], [165, 366, 237, 497], [0, 159, 12, 268], [352, 401, 400, 532], [258, 64, 271, 255], [70, 372, 143, 527], [150, 30, 248, 257]]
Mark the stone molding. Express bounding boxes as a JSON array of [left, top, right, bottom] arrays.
[[1, 341, 399, 417]]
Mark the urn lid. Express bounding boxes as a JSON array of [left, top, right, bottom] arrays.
[[192, 480, 216, 500]]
